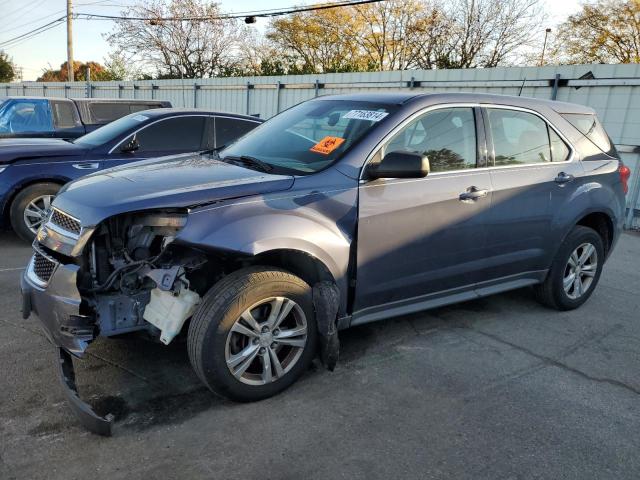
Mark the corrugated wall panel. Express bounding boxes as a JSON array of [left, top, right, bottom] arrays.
[[2, 64, 640, 217]]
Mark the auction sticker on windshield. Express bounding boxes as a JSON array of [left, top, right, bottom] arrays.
[[343, 110, 389, 122], [310, 136, 345, 155], [131, 114, 149, 122]]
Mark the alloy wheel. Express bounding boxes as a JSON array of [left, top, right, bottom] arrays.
[[563, 242, 598, 300], [225, 296, 308, 386], [23, 194, 53, 234]]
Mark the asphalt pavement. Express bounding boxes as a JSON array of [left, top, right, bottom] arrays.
[[1, 230, 639, 480]]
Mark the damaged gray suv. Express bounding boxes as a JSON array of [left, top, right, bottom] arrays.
[[21, 93, 630, 435]]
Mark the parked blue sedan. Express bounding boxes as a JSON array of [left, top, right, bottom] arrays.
[[0, 108, 262, 241]]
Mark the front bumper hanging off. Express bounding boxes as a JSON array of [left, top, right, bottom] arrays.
[[21, 252, 115, 436], [57, 348, 114, 436]]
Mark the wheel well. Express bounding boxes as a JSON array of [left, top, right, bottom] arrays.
[[576, 212, 614, 256], [251, 249, 335, 287], [2, 178, 66, 223]]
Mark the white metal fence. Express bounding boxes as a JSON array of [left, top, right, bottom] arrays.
[[3, 63, 640, 227]]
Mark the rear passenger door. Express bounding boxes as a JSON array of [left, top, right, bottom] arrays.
[[482, 107, 583, 282]]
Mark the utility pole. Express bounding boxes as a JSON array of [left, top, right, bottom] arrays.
[[66, 0, 74, 81], [539, 28, 551, 66]]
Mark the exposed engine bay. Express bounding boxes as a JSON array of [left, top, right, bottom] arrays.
[[78, 211, 212, 344]]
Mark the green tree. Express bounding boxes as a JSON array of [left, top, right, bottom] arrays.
[[266, 6, 369, 74], [551, 0, 640, 64], [0, 51, 16, 83]]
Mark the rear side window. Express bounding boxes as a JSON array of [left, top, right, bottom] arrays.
[[384, 107, 477, 172], [488, 109, 551, 165], [561, 113, 612, 153], [549, 129, 571, 161], [134, 116, 206, 152], [89, 102, 132, 124], [51, 101, 79, 129], [215, 117, 260, 148]]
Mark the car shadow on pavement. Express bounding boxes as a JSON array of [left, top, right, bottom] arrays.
[[72, 286, 527, 434]]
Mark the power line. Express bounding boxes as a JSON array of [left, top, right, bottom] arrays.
[[74, 0, 386, 21], [0, 9, 66, 36], [3, 0, 48, 23], [0, 17, 66, 49], [0, 0, 386, 51]]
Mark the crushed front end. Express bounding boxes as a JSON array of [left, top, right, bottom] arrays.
[[21, 207, 211, 435]]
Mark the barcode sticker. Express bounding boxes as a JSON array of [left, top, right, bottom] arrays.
[[342, 110, 389, 122]]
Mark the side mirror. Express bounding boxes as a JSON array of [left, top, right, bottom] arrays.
[[120, 136, 140, 153], [368, 151, 430, 179]]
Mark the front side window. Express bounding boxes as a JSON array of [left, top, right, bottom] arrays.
[[132, 116, 206, 152], [384, 107, 477, 172], [221, 100, 398, 175], [488, 109, 551, 166], [0, 99, 52, 134]]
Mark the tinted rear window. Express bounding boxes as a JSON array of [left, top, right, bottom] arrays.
[[130, 103, 163, 113], [561, 113, 612, 154], [89, 102, 132, 123], [51, 101, 79, 129]]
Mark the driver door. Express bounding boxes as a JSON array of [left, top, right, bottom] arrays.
[[353, 107, 494, 318]]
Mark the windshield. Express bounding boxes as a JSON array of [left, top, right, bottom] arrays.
[[221, 100, 397, 174], [74, 112, 151, 147], [0, 98, 53, 134]]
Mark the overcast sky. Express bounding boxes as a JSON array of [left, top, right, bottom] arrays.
[[1, 0, 583, 81]]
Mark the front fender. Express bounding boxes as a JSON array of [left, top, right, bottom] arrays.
[[176, 183, 359, 296]]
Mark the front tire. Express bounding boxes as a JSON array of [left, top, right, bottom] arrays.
[[9, 182, 60, 242], [534, 225, 604, 311], [188, 267, 317, 402]]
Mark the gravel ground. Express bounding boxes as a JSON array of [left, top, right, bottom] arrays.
[[1, 230, 639, 480]]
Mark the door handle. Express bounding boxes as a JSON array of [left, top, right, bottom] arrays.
[[72, 162, 100, 170], [459, 186, 489, 202], [554, 172, 574, 184]]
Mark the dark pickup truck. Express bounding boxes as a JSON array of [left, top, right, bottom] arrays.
[[0, 96, 171, 139]]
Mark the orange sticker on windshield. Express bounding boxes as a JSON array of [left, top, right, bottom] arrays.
[[310, 136, 345, 155]]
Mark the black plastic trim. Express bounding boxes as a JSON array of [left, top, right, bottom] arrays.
[[56, 348, 114, 436]]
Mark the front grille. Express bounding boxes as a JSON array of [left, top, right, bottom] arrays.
[[32, 251, 58, 283], [50, 209, 81, 235]]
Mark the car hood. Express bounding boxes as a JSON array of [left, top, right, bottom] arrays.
[[53, 153, 295, 226], [0, 138, 86, 163]]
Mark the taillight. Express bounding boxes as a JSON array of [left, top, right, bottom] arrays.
[[619, 164, 631, 195]]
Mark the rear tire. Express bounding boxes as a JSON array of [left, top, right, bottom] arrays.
[[534, 225, 604, 311], [188, 267, 316, 402], [9, 182, 60, 242]]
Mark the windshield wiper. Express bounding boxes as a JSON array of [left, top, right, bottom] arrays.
[[224, 155, 274, 173]]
